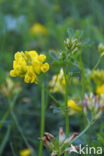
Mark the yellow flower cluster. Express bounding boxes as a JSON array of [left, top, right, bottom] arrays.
[[30, 23, 48, 35], [92, 69, 104, 85], [67, 99, 82, 115], [20, 148, 31, 156], [10, 51, 49, 83], [96, 84, 104, 95], [49, 68, 65, 94]]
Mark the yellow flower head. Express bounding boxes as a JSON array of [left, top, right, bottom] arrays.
[[20, 148, 31, 156], [67, 99, 82, 115], [30, 23, 48, 35], [96, 84, 104, 96], [10, 51, 49, 83], [49, 68, 65, 94], [92, 69, 104, 86]]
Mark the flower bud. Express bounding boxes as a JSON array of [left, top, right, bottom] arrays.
[[98, 43, 104, 53]]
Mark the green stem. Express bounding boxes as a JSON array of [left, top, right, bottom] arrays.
[[38, 81, 62, 107], [0, 93, 20, 130], [64, 73, 69, 138], [70, 120, 95, 145], [10, 110, 30, 147], [8, 94, 30, 147], [93, 56, 102, 70], [38, 84, 45, 156], [79, 53, 85, 98], [0, 126, 11, 155], [0, 110, 9, 130], [61, 120, 95, 153], [64, 72, 69, 156], [10, 142, 17, 156], [57, 153, 61, 156]]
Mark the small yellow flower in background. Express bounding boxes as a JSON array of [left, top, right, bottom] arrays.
[[67, 99, 82, 115], [30, 23, 48, 35], [96, 84, 104, 95], [54, 5, 61, 13], [10, 51, 49, 83], [0, 77, 21, 97], [20, 148, 31, 156], [92, 69, 104, 86], [49, 68, 65, 94]]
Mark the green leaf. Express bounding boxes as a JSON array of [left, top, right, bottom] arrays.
[[97, 134, 104, 145], [10, 142, 17, 156], [55, 137, 59, 150], [52, 61, 61, 66], [0, 126, 11, 155], [0, 110, 9, 130]]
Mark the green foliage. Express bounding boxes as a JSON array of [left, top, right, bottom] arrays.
[[0, 0, 104, 156]]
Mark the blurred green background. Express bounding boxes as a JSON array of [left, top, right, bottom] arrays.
[[0, 0, 104, 155]]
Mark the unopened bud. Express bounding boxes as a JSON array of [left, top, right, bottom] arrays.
[[45, 132, 54, 141], [101, 52, 104, 57], [59, 127, 65, 142], [64, 38, 72, 49], [64, 132, 78, 144], [51, 151, 57, 156], [39, 136, 50, 148], [98, 43, 104, 53]]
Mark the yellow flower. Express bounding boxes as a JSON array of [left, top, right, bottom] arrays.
[[49, 68, 65, 94], [38, 54, 46, 62], [96, 84, 104, 95], [24, 70, 37, 83], [30, 23, 48, 35], [20, 148, 31, 156], [41, 63, 50, 73], [92, 69, 104, 85], [67, 99, 82, 115], [10, 51, 49, 83], [32, 60, 42, 74]]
